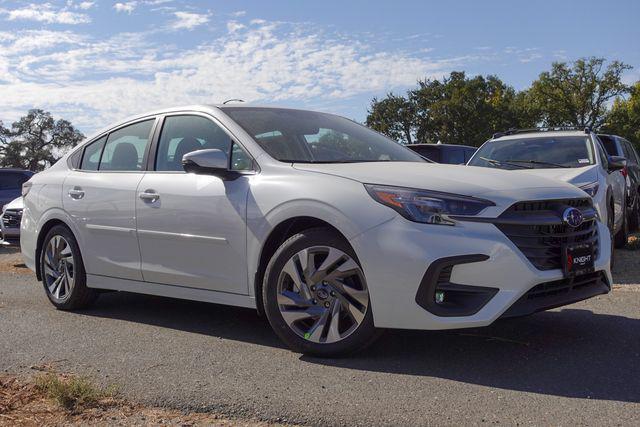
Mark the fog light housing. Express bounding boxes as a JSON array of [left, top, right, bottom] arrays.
[[435, 291, 445, 304]]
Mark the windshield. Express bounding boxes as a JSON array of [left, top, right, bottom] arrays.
[[468, 136, 595, 169], [221, 107, 424, 163]]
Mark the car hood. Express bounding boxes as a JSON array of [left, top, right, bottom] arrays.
[[511, 165, 598, 187], [3, 196, 23, 211], [293, 162, 586, 201]]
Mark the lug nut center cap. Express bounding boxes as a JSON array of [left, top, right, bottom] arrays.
[[316, 289, 329, 300]]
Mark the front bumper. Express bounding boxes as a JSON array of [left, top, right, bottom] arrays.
[[349, 215, 612, 330], [0, 213, 20, 245]]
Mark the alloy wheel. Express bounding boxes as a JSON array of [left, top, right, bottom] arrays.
[[276, 246, 369, 344], [43, 235, 76, 302]]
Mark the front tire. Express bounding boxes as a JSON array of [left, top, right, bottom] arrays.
[[262, 227, 378, 357], [40, 225, 98, 310]]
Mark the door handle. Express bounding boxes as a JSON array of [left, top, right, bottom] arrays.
[[139, 190, 160, 203], [68, 188, 85, 200]]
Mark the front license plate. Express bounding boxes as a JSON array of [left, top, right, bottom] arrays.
[[563, 243, 595, 277]]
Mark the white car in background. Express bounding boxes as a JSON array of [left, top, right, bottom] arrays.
[[1, 196, 23, 246], [468, 128, 628, 256], [20, 106, 612, 356]]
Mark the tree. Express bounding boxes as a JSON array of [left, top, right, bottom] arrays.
[[0, 109, 84, 171], [602, 81, 640, 147], [366, 72, 533, 146], [526, 57, 632, 129], [411, 72, 534, 145], [366, 94, 417, 144]]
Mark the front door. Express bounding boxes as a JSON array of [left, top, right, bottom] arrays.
[[135, 114, 253, 294]]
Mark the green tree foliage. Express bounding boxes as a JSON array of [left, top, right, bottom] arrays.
[[602, 81, 640, 147], [366, 72, 535, 146], [366, 94, 417, 144], [526, 57, 631, 129], [0, 109, 84, 171]]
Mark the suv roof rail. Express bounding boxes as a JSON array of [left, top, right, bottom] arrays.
[[492, 126, 591, 139]]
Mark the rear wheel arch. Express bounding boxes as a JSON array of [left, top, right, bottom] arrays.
[[253, 216, 349, 316]]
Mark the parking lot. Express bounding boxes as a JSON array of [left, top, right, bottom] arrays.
[[1, 245, 639, 425]]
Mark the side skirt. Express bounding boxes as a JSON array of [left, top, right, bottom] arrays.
[[86, 274, 257, 309]]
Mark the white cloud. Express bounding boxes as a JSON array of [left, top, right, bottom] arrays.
[[231, 11, 246, 17], [0, 20, 458, 132], [171, 11, 209, 30], [113, 2, 137, 14], [77, 1, 95, 10], [227, 21, 245, 33], [1, 3, 91, 24]]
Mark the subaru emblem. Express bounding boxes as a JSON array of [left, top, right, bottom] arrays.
[[562, 207, 584, 228]]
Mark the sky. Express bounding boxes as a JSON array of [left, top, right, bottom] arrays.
[[0, 0, 639, 135]]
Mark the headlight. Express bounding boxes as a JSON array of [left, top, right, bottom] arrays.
[[364, 184, 494, 225], [579, 182, 599, 197]]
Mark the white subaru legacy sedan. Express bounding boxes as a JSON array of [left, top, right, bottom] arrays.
[[20, 105, 612, 356]]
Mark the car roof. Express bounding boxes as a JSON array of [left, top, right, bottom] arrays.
[[0, 168, 33, 173], [492, 130, 590, 142], [406, 143, 476, 149]]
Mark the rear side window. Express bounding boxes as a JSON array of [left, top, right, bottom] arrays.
[[100, 120, 154, 171], [80, 136, 107, 171], [155, 115, 233, 172], [0, 172, 31, 190], [625, 141, 640, 164]]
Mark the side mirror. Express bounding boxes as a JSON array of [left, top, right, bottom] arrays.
[[608, 155, 627, 172], [182, 149, 239, 180]]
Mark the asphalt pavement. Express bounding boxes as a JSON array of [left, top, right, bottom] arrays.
[[1, 246, 639, 426]]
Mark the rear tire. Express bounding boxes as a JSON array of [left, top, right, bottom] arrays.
[[262, 227, 379, 357], [40, 225, 98, 310], [608, 203, 616, 271]]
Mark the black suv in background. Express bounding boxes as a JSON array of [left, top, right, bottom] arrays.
[[407, 143, 476, 164], [599, 134, 640, 231], [0, 169, 33, 211]]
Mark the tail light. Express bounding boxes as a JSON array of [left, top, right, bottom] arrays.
[[621, 166, 628, 178]]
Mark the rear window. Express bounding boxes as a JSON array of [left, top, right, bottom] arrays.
[[0, 172, 31, 190], [408, 145, 440, 162]]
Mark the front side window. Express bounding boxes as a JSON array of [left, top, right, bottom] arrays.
[[156, 115, 234, 172], [99, 120, 154, 171], [80, 136, 107, 171], [221, 107, 424, 163], [469, 136, 596, 169]]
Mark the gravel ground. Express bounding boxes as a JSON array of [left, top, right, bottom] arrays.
[[1, 244, 639, 426]]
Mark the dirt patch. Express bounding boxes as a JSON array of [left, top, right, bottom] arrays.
[[0, 247, 29, 275], [0, 371, 292, 426]]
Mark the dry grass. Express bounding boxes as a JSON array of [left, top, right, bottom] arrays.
[[1, 372, 293, 426], [0, 247, 29, 274], [626, 233, 640, 250], [34, 373, 116, 412]]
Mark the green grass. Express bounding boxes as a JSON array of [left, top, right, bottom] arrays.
[[35, 373, 116, 411]]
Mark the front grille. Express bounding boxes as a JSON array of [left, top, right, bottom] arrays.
[[495, 198, 598, 271], [1, 209, 22, 228], [524, 272, 602, 299], [500, 272, 608, 318]]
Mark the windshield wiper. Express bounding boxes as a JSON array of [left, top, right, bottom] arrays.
[[504, 159, 570, 168], [478, 156, 532, 169]]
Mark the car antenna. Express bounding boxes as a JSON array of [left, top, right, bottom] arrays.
[[223, 99, 245, 104]]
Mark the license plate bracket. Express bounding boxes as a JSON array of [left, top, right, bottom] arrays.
[[563, 242, 595, 277]]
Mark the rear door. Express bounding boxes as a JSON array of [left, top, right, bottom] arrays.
[[135, 113, 254, 294], [62, 118, 156, 281]]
